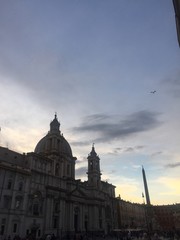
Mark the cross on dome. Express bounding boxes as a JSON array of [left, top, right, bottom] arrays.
[[50, 113, 60, 133]]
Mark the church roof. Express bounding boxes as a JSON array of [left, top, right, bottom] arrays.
[[34, 114, 72, 157]]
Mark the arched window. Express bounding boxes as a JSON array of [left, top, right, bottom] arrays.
[[105, 205, 111, 219], [7, 179, 12, 190], [33, 203, 39, 216], [49, 138, 52, 150], [18, 182, 23, 191], [90, 161, 93, 170], [31, 192, 43, 216], [67, 164, 70, 175], [15, 196, 23, 209]]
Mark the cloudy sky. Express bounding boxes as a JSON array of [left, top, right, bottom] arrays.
[[0, 0, 180, 205]]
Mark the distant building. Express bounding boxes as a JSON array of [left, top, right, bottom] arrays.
[[117, 197, 146, 230], [173, 0, 180, 46], [152, 204, 180, 233]]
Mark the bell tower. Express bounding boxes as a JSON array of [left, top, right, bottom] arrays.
[[87, 144, 101, 188]]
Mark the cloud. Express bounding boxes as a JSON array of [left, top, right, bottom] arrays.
[[108, 145, 145, 155], [75, 167, 87, 178], [132, 165, 141, 169], [71, 140, 91, 147], [136, 145, 145, 150], [165, 162, 180, 168], [75, 157, 87, 164], [124, 147, 134, 152], [106, 169, 117, 175], [151, 151, 163, 157], [72, 111, 161, 144], [108, 148, 123, 155]]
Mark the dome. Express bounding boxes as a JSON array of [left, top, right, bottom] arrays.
[[34, 114, 72, 157]]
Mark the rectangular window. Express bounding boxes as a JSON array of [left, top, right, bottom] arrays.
[[53, 217, 58, 229], [1, 225, 5, 235], [38, 229, 41, 237], [54, 202, 59, 213], [4, 196, 11, 209], [13, 223, 17, 233], [99, 219, 102, 229], [1, 219, 6, 225]]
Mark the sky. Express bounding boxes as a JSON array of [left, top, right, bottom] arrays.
[[0, 0, 180, 205]]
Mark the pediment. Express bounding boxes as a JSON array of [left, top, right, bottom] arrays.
[[69, 187, 86, 197]]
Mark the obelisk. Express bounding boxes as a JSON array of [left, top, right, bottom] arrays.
[[142, 166, 151, 205]]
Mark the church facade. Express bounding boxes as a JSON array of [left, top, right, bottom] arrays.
[[0, 115, 118, 239]]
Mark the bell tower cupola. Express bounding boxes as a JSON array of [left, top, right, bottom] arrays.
[[87, 144, 101, 188], [50, 113, 60, 134]]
